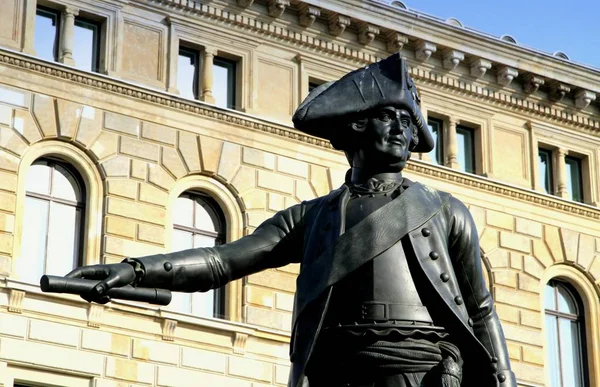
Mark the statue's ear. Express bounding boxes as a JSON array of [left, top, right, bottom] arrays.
[[350, 119, 368, 133]]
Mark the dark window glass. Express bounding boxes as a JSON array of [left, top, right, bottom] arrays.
[[309, 79, 325, 93], [427, 118, 443, 165], [565, 156, 583, 203], [178, 46, 200, 100], [171, 192, 226, 318], [35, 7, 60, 62], [545, 280, 588, 387], [73, 17, 101, 72], [213, 56, 236, 109], [538, 149, 554, 195], [18, 159, 85, 283], [456, 125, 475, 173]]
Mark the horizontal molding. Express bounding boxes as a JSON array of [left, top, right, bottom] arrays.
[[0, 49, 598, 222]]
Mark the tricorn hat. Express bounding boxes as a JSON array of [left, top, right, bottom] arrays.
[[292, 53, 434, 153]]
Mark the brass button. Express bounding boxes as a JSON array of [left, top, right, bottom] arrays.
[[440, 273, 450, 282], [454, 296, 464, 305], [468, 318, 474, 327], [491, 356, 498, 363], [164, 262, 173, 271], [421, 228, 431, 237], [497, 373, 506, 383], [429, 251, 439, 260]]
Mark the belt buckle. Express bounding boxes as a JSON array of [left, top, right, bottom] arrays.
[[361, 301, 388, 322]]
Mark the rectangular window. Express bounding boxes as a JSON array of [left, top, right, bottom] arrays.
[[73, 17, 101, 72], [309, 78, 326, 94], [177, 46, 200, 100], [213, 56, 236, 109], [538, 148, 554, 195], [35, 6, 60, 62], [427, 118, 443, 165], [456, 125, 475, 173], [565, 156, 583, 203]]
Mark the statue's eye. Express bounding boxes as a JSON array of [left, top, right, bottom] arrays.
[[401, 117, 411, 127], [379, 112, 392, 122]]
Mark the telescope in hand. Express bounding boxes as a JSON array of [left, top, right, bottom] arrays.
[[40, 275, 172, 306]]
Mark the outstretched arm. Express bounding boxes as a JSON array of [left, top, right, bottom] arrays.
[[66, 202, 309, 302]]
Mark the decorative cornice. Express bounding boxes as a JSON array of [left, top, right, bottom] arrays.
[[470, 58, 492, 78], [442, 49, 464, 70], [328, 13, 351, 36], [497, 66, 518, 86], [357, 23, 380, 45], [524, 74, 545, 94], [1, 50, 599, 221], [298, 4, 320, 27], [385, 32, 408, 53], [267, 0, 289, 18], [415, 41, 437, 62]]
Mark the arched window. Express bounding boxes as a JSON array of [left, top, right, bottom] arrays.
[[169, 191, 226, 318], [18, 158, 86, 283], [545, 280, 589, 387]]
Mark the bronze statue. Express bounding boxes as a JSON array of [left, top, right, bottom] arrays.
[[44, 53, 516, 387]]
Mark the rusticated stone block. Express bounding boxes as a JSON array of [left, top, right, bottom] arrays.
[[560, 228, 579, 263], [245, 305, 292, 332], [101, 155, 130, 178], [479, 228, 498, 254], [328, 168, 346, 188], [522, 346, 544, 365], [0, 85, 30, 108], [309, 165, 330, 197], [506, 342, 521, 361], [515, 218, 542, 238], [245, 286, 274, 308], [75, 106, 103, 147], [90, 131, 119, 160], [139, 183, 168, 206], [161, 147, 186, 178], [148, 164, 175, 191], [0, 171, 16, 192], [231, 165, 257, 194], [29, 320, 79, 347], [107, 179, 138, 200], [274, 292, 294, 312], [295, 180, 316, 201], [132, 338, 178, 364], [81, 329, 130, 356], [243, 147, 275, 170], [120, 136, 159, 162], [577, 234, 595, 270], [247, 269, 296, 292], [268, 193, 285, 212], [130, 159, 147, 180], [13, 109, 41, 144], [0, 126, 27, 156], [0, 313, 27, 338], [0, 191, 16, 213], [0, 104, 10, 126], [199, 135, 223, 174], [494, 287, 540, 312], [532, 239, 554, 269], [104, 235, 163, 258], [277, 156, 308, 178], [104, 112, 140, 136], [157, 366, 250, 387], [275, 364, 291, 385], [494, 303, 519, 324], [520, 309, 542, 329], [0, 232, 13, 255], [588, 255, 600, 281], [217, 142, 241, 181], [511, 361, 545, 386], [492, 270, 517, 288], [500, 232, 531, 253], [0, 150, 19, 172], [517, 273, 539, 293], [56, 99, 82, 139], [486, 210, 513, 230], [228, 356, 272, 383], [502, 323, 542, 346], [137, 223, 165, 245], [141, 122, 176, 145], [105, 216, 136, 239], [240, 189, 267, 210], [523, 256, 544, 279], [181, 347, 226, 373], [106, 197, 165, 225], [178, 131, 201, 172], [32, 94, 57, 137], [257, 170, 293, 194], [0, 212, 15, 233], [544, 225, 564, 262], [105, 358, 154, 384]]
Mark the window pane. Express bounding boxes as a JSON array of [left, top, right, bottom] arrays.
[[52, 164, 81, 202], [73, 19, 99, 72], [545, 315, 561, 387], [191, 292, 214, 317], [213, 58, 236, 109], [565, 156, 583, 203], [538, 149, 553, 195], [172, 229, 193, 252], [45, 202, 79, 275], [456, 126, 474, 173], [194, 202, 218, 233], [173, 196, 194, 227], [558, 318, 584, 387], [35, 8, 59, 62], [26, 162, 51, 195], [168, 292, 192, 314], [545, 284, 556, 311], [178, 48, 199, 99], [19, 197, 49, 283], [556, 285, 578, 314], [427, 119, 442, 165], [193, 234, 216, 248]]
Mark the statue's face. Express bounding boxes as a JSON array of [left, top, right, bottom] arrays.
[[352, 106, 414, 170]]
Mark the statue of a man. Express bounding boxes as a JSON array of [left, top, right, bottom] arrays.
[[65, 53, 516, 387]]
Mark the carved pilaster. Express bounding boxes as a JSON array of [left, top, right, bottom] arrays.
[[357, 24, 379, 45], [442, 50, 464, 70], [470, 58, 492, 78], [497, 66, 518, 86], [298, 4, 320, 27], [445, 118, 459, 170], [87, 303, 104, 328], [524, 74, 545, 94], [237, 0, 253, 8], [556, 148, 568, 198], [8, 289, 25, 313], [161, 318, 178, 341], [385, 32, 408, 53], [328, 13, 350, 37], [201, 47, 217, 104], [232, 332, 248, 354], [59, 7, 79, 66], [415, 41, 436, 62], [575, 90, 596, 109], [267, 0, 289, 18], [549, 82, 571, 102]]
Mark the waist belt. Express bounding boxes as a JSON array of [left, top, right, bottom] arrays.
[[335, 302, 433, 324]]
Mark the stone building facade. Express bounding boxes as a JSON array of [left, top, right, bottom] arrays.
[[0, 0, 599, 386]]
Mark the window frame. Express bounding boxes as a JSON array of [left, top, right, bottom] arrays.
[[456, 124, 475, 174], [73, 15, 102, 73], [172, 191, 227, 318], [213, 56, 237, 110], [545, 280, 590, 387], [427, 117, 444, 166], [565, 155, 584, 203], [177, 44, 201, 100], [22, 158, 86, 280], [538, 148, 554, 195], [35, 5, 61, 62]]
